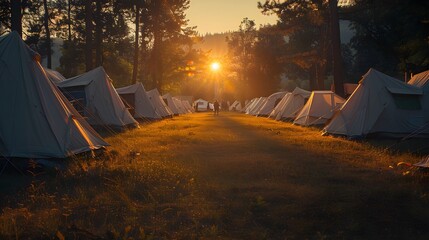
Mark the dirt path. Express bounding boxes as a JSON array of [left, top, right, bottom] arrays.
[[174, 112, 429, 239]]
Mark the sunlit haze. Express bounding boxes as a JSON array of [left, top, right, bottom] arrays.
[[187, 0, 278, 34], [210, 62, 220, 71]]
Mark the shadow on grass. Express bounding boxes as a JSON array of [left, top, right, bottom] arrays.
[[173, 113, 429, 239], [364, 137, 429, 156]]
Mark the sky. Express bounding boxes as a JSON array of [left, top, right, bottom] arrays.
[[186, 0, 278, 34]]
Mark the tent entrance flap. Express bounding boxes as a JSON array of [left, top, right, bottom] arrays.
[[61, 86, 87, 116], [120, 93, 135, 116], [391, 94, 421, 110]]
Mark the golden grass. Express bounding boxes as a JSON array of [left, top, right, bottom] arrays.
[[1, 112, 429, 239]]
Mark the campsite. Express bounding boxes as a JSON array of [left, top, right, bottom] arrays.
[[2, 112, 429, 239], [1, 0, 429, 239]]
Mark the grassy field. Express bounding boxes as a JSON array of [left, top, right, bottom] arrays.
[[1, 112, 429, 239]]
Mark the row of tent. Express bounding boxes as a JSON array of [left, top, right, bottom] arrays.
[[53, 67, 193, 126], [0, 32, 193, 159], [4, 29, 429, 157], [193, 98, 215, 111], [241, 89, 345, 126], [235, 68, 429, 139], [116, 84, 193, 120], [193, 99, 237, 112]]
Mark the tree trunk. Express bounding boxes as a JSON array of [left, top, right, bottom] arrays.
[[317, 62, 327, 90], [43, 0, 51, 69], [132, 4, 140, 84], [138, 39, 148, 85], [242, 57, 250, 99], [309, 65, 317, 91], [152, 0, 163, 91], [139, 14, 149, 86], [11, 0, 22, 37], [317, 25, 329, 90], [95, 0, 102, 66], [85, 0, 93, 71], [329, 0, 345, 97], [153, 31, 163, 91], [68, 0, 72, 41]]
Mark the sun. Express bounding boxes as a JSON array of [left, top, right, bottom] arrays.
[[210, 62, 220, 71]]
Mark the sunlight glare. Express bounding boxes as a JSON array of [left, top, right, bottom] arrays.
[[211, 62, 220, 71]]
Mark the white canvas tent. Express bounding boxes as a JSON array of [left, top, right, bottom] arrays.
[[57, 67, 138, 130], [245, 98, 262, 114], [414, 157, 429, 168], [242, 98, 256, 113], [146, 89, 173, 118], [294, 91, 345, 126], [178, 99, 192, 113], [173, 97, 187, 114], [408, 69, 429, 136], [245, 98, 260, 114], [181, 100, 193, 113], [324, 68, 426, 138], [247, 97, 267, 115], [116, 83, 161, 120], [257, 91, 287, 116], [229, 100, 242, 111], [244, 97, 261, 114], [194, 99, 212, 111], [162, 93, 180, 115], [0, 32, 108, 158], [269, 93, 291, 119], [408, 70, 429, 88], [270, 87, 311, 121], [44, 67, 65, 84], [187, 101, 194, 113], [175, 96, 193, 106]]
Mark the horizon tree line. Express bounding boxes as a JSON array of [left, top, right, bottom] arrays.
[[1, 0, 428, 101]]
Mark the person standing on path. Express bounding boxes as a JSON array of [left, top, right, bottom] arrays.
[[214, 100, 220, 115]]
